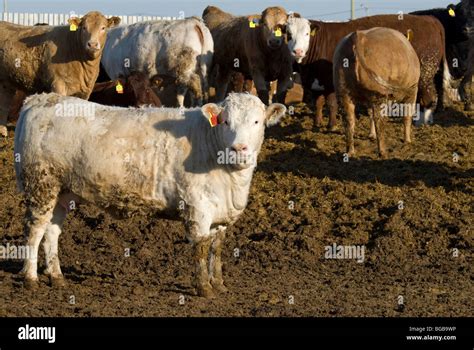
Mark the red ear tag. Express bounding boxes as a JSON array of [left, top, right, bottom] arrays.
[[208, 111, 218, 127]]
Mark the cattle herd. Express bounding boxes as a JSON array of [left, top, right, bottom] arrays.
[[0, 2, 472, 298]]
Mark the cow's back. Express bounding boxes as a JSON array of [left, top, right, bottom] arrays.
[[334, 27, 420, 103], [302, 15, 445, 93], [15, 94, 203, 212], [102, 18, 209, 79]]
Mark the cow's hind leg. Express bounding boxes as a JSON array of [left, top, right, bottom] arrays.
[[209, 226, 227, 293], [342, 94, 356, 156], [22, 195, 60, 289], [43, 203, 68, 287], [372, 105, 387, 158], [326, 92, 338, 131]]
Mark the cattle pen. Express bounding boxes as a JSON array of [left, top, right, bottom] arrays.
[[0, 12, 178, 25]]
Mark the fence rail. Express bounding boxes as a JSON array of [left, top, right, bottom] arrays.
[[0, 12, 178, 26]]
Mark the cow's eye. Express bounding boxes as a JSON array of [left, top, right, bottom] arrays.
[[101, 26, 106, 30], [254, 120, 258, 124], [224, 120, 228, 125], [306, 32, 309, 36]]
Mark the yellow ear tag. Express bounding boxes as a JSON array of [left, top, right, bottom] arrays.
[[116, 82, 124, 94], [310, 28, 317, 36], [406, 29, 413, 41], [70, 23, 77, 31], [448, 8, 455, 17], [274, 28, 282, 37]]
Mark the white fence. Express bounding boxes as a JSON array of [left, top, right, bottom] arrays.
[[0, 12, 178, 26]]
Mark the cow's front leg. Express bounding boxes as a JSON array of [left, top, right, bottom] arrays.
[[185, 211, 215, 298], [215, 67, 231, 102], [51, 80, 67, 95], [275, 75, 292, 104], [193, 235, 214, 298], [209, 226, 227, 293], [315, 94, 325, 127], [252, 72, 270, 105]]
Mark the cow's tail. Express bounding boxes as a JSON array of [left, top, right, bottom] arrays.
[[442, 56, 459, 102], [195, 20, 214, 103], [13, 98, 34, 194]]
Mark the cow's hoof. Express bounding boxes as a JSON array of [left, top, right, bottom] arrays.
[[379, 152, 388, 160], [24, 278, 39, 290], [327, 124, 337, 132], [50, 276, 67, 288], [465, 103, 474, 112], [0, 126, 7, 138], [368, 133, 377, 140], [197, 283, 216, 299], [211, 279, 229, 293]]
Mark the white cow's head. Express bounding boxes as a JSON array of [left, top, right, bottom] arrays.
[[202, 94, 286, 170], [286, 16, 311, 63]]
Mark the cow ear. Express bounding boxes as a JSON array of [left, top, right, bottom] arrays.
[[107, 16, 121, 28], [290, 12, 301, 18], [202, 103, 224, 125], [150, 75, 164, 88], [68, 17, 81, 27], [265, 103, 286, 127], [310, 22, 320, 36]]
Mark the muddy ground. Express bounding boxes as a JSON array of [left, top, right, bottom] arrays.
[[0, 98, 472, 317]]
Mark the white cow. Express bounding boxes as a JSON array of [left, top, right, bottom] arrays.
[[14, 93, 286, 298], [101, 17, 213, 107]]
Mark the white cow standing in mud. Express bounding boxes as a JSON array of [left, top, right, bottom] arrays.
[[14, 93, 286, 298]]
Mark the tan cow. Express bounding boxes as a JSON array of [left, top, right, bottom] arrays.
[[0, 11, 120, 136], [334, 27, 420, 158]]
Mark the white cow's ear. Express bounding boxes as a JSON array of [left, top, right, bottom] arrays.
[[265, 103, 286, 127], [201, 103, 223, 124]]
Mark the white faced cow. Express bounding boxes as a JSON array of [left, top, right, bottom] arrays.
[[14, 93, 286, 298], [101, 17, 213, 107], [286, 16, 312, 64]]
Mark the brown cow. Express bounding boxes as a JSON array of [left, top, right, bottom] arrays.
[[0, 11, 120, 136], [203, 5, 292, 104], [89, 72, 162, 107], [299, 14, 447, 129], [334, 27, 420, 158]]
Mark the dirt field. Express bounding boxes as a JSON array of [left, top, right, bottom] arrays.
[[0, 99, 472, 317]]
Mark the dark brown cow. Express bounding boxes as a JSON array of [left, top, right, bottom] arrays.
[[411, 3, 472, 110], [203, 5, 292, 104], [89, 72, 162, 107], [460, 0, 474, 110], [299, 14, 447, 129], [334, 27, 420, 158], [0, 11, 121, 136]]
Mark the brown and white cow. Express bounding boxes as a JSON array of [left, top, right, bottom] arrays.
[[334, 27, 420, 158], [299, 14, 447, 129], [0, 11, 121, 136]]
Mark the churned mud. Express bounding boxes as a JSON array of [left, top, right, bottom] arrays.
[[0, 98, 472, 316]]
